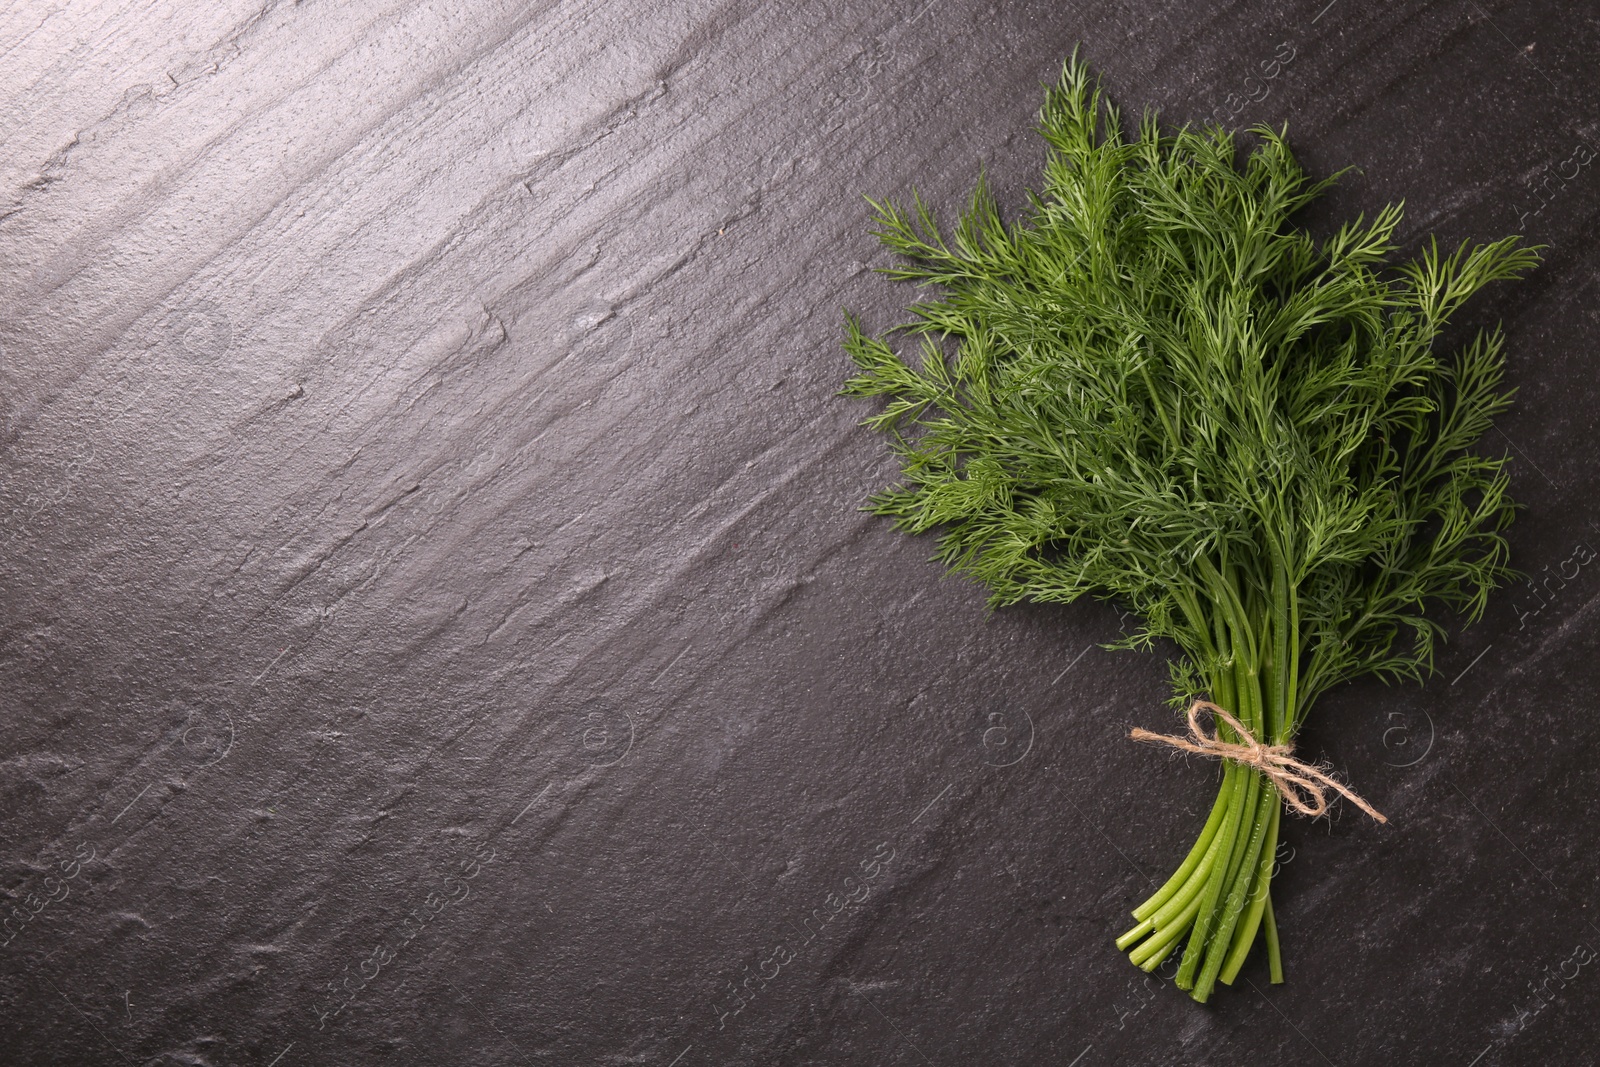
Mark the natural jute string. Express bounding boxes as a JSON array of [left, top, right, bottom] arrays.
[[1129, 699, 1387, 824]]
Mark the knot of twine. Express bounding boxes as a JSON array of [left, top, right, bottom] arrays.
[[1129, 699, 1387, 824]]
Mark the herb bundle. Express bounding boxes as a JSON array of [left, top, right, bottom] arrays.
[[842, 52, 1536, 1001]]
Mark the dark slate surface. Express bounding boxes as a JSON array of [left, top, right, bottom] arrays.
[[1, 2, 1597, 1064]]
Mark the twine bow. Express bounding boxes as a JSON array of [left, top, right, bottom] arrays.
[[1129, 699, 1387, 824]]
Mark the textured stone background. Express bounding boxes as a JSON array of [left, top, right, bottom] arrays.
[[1, 1, 1597, 1064]]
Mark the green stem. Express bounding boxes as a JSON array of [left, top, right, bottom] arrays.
[[1264, 892, 1283, 983], [1115, 569, 1304, 1002], [1147, 782, 1235, 930], [1175, 760, 1252, 991], [1218, 797, 1281, 985], [1180, 630, 1264, 999], [1268, 535, 1292, 744], [1130, 779, 1232, 923], [1129, 884, 1205, 967], [1116, 917, 1154, 952]]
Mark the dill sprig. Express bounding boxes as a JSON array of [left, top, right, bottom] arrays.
[[842, 50, 1538, 1001]]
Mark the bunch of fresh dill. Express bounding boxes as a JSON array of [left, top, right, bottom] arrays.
[[841, 51, 1537, 1002]]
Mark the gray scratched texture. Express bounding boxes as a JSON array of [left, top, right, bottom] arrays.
[[1, 1, 1598, 1065]]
